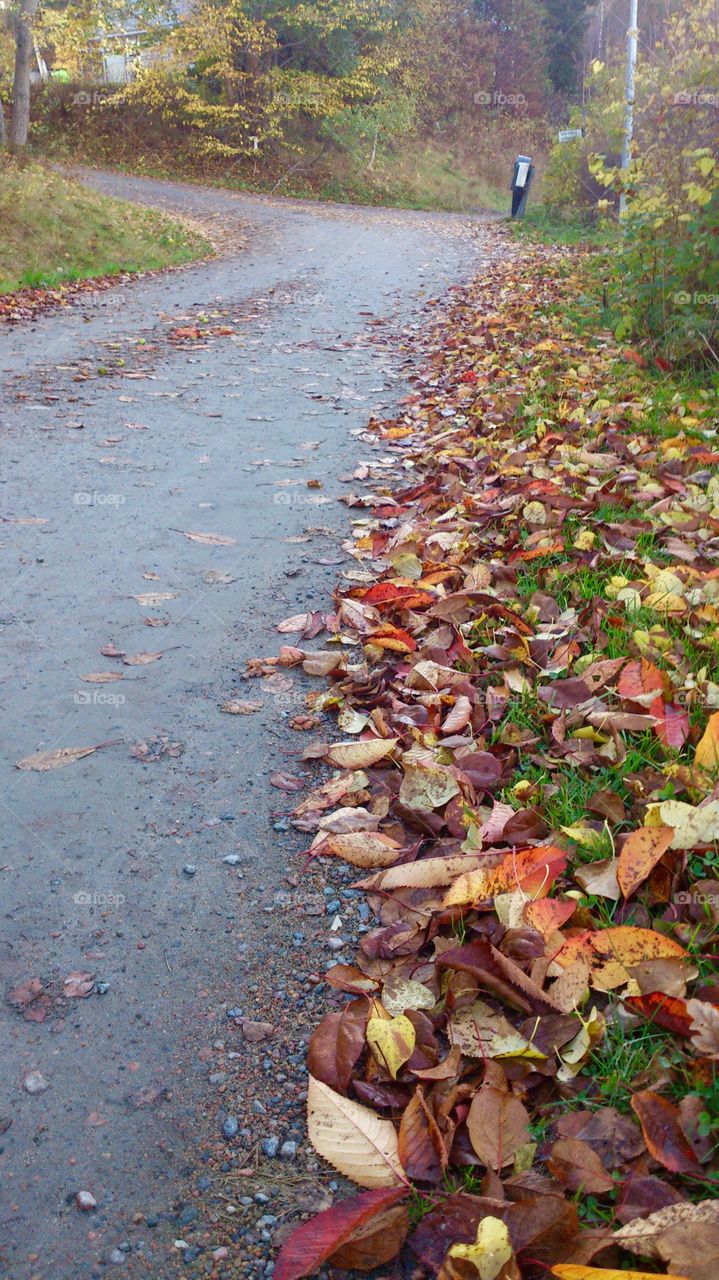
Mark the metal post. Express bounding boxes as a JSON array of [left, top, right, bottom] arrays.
[[619, 0, 639, 215]]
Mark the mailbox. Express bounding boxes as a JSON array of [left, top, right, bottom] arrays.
[[510, 154, 534, 219]]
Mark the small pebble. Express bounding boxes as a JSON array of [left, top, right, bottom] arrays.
[[76, 1190, 97, 1212], [260, 1137, 279, 1159], [223, 854, 242, 866], [222, 1116, 239, 1139], [326, 937, 345, 952], [108, 1249, 126, 1266], [279, 1140, 298, 1161], [182, 864, 197, 877], [23, 1071, 49, 1094]]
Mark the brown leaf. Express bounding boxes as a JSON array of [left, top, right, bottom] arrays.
[[122, 651, 163, 665], [270, 771, 305, 792], [466, 1064, 530, 1170], [308, 1003, 368, 1095], [398, 1087, 448, 1183], [176, 529, 237, 545], [631, 1090, 701, 1174], [16, 745, 102, 771], [63, 971, 95, 999], [80, 672, 125, 683], [220, 700, 263, 715], [546, 1138, 614, 1193]]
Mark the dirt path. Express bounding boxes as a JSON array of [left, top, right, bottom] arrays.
[[0, 171, 493, 1279]]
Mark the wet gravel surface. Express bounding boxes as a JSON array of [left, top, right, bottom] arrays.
[[0, 170, 491, 1279]]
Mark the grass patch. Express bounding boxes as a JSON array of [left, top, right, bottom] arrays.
[[0, 160, 209, 295], [511, 204, 618, 248]]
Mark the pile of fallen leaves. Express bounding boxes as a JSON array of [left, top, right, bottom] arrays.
[[252, 241, 719, 1280]]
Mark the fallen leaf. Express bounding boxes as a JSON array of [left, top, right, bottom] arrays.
[[16, 745, 106, 771], [176, 529, 237, 545], [617, 826, 674, 898], [631, 1090, 701, 1174], [366, 1013, 416, 1079], [272, 1187, 408, 1280], [466, 1063, 531, 1170], [326, 738, 398, 769], [306, 1076, 406, 1187], [63, 971, 95, 998]]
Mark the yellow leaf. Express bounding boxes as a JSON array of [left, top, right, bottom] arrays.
[[695, 712, 719, 776], [448, 1216, 513, 1279], [657, 798, 719, 848], [325, 738, 398, 768], [366, 1014, 416, 1078]]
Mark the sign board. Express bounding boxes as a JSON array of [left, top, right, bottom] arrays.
[[515, 161, 530, 189], [557, 128, 583, 143]]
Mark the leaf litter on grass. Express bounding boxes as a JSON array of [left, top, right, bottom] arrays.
[[248, 240, 719, 1279]]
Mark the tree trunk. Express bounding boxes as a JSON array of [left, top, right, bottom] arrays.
[[10, 0, 40, 150], [0, 95, 7, 147]]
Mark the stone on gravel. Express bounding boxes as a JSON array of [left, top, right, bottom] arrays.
[[221, 1116, 239, 1139], [76, 1190, 97, 1211], [260, 1136, 279, 1159], [279, 1140, 298, 1161], [23, 1071, 49, 1094], [108, 1249, 126, 1265], [241, 1020, 274, 1042], [182, 864, 197, 877], [222, 854, 242, 866]]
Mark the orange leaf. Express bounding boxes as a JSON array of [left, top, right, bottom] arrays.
[[552, 1267, 689, 1280], [617, 825, 674, 898]]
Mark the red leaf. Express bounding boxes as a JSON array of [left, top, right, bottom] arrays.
[[654, 703, 690, 749], [626, 992, 694, 1037], [273, 1187, 407, 1280]]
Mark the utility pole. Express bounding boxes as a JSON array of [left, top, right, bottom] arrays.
[[619, 0, 639, 215]]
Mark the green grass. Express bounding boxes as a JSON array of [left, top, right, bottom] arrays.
[[315, 143, 508, 213], [573, 1011, 680, 1114], [511, 204, 619, 248], [0, 160, 210, 295]]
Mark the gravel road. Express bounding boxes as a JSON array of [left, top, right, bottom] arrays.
[[0, 171, 492, 1279]]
